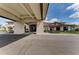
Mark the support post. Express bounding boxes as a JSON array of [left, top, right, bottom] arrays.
[[68, 26, 71, 31], [60, 26, 63, 31], [36, 21, 44, 34], [54, 27, 56, 31], [14, 22, 24, 34]]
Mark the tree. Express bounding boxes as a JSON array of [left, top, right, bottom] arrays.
[[0, 25, 2, 28]]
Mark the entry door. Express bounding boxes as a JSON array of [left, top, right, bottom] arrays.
[[64, 27, 68, 31], [30, 25, 36, 32], [56, 27, 60, 31]]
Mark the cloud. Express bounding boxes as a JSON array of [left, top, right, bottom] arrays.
[[43, 18, 63, 23], [69, 12, 79, 18], [66, 3, 79, 11], [66, 4, 79, 18], [69, 22, 79, 25], [44, 18, 79, 25]]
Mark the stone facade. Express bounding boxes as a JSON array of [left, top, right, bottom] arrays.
[[44, 22, 77, 32]]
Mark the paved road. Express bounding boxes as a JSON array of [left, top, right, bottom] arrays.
[[0, 34, 29, 48]]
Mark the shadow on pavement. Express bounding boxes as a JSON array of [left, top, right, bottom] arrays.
[[0, 33, 31, 48]]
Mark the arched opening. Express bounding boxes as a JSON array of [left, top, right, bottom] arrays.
[[29, 24, 36, 32], [0, 16, 14, 34], [0, 16, 28, 48]]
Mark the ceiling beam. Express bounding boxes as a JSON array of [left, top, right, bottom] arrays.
[[29, 3, 41, 20], [43, 3, 49, 20], [0, 8, 20, 21], [40, 3, 43, 20], [24, 20, 37, 24], [0, 8, 25, 23], [19, 3, 34, 20], [0, 4, 21, 19]]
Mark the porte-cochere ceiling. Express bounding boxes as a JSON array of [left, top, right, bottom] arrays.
[[0, 3, 48, 23]]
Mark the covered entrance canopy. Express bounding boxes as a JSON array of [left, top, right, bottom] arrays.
[[0, 3, 48, 34]]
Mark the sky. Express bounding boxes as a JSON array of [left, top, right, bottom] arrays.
[[0, 17, 7, 25], [0, 17, 11, 25], [47, 3, 79, 23]]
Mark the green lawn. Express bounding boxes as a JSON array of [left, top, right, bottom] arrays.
[[44, 31, 79, 34], [58, 31, 79, 34]]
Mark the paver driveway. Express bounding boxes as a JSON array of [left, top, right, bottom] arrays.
[[0, 34, 29, 48], [0, 34, 79, 55]]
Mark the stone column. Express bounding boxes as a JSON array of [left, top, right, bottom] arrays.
[[14, 22, 24, 34], [48, 26, 50, 31], [54, 27, 56, 31], [68, 26, 71, 31], [36, 21, 44, 34], [60, 26, 63, 31], [25, 24, 30, 32]]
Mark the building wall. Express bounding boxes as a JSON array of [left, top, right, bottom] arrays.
[[44, 22, 77, 32]]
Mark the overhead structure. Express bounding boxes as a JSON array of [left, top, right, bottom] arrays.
[[0, 3, 48, 23], [0, 3, 49, 34]]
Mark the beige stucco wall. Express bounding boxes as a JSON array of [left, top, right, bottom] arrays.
[[14, 22, 24, 34]]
